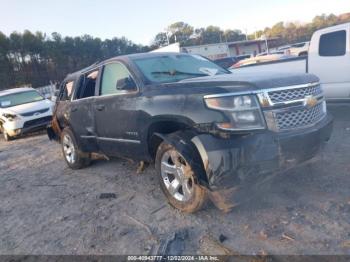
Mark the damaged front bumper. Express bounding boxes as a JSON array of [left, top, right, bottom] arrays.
[[191, 114, 333, 211]]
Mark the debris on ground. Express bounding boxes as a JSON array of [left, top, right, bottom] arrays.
[[259, 230, 268, 240], [341, 240, 350, 248], [281, 232, 295, 242], [99, 193, 117, 199], [136, 161, 147, 174], [219, 234, 228, 243], [199, 235, 238, 255], [156, 229, 188, 255], [124, 213, 154, 236], [150, 204, 167, 214]]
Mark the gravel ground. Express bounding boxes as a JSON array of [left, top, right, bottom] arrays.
[[0, 104, 349, 255]]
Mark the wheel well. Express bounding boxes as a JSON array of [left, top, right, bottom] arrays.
[[148, 121, 190, 160]]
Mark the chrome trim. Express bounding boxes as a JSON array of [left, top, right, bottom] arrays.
[[260, 82, 320, 93], [267, 100, 327, 132], [97, 137, 141, 144], [203, 82, 320, 99], [203, 90, 256, 99], [259, 94, 324, 108], [80, 135, 96, 139], [215, 124, 266, 131], [268, 99, 324, 114]]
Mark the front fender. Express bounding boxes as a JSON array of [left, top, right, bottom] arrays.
[[154, 130, 209, 187]]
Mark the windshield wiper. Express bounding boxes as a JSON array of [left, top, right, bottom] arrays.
[[151, 70, 208, 77]]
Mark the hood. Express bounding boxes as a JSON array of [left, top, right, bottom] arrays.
[[145, 72, 319, 97], [179, 72, 319, 91], [0, 99, 53, 116]]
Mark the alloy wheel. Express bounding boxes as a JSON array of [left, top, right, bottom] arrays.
[[160, 149, 194, 202], [62, 134, 76, 164]]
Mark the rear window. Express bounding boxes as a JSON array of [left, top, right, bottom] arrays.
[[319, 30, 346, 57], [59, 81, 74, 101]]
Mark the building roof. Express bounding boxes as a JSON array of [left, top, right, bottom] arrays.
[[184, 37, 280, 49]]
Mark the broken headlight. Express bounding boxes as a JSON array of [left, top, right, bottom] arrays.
[[2, 113, 17, 121], [204, 94, 266, 131]]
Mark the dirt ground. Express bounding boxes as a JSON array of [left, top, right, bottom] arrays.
[[0, 104, 349, 256]]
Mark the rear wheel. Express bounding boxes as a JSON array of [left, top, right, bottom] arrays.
[[61, 128, 91, 169], [156, 142, 207, 213]]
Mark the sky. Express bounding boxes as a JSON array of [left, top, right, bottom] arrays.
[[0, 0, 349, 45]]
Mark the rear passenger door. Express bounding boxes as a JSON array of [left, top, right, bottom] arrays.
[[69, 69, 100, 152], [94, 61, 142, 157], [309, 28, 350, 99]]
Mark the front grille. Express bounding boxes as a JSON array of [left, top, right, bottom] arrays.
[[23, 116, 52, 129], [275, 103, 325, 130], [268, 84, 322, 104], [20, 108, 50, 117]]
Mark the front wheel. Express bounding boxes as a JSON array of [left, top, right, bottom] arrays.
[[3, 130, 13, 141], [156, 142, 207, 213], [61, 128, 91, 169]]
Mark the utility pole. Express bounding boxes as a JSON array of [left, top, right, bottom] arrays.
[[244, 28, 248, 41], [262, 35, 269, 54], [164, 31, 170, 46]]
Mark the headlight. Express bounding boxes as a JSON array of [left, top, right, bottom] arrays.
[[2, 113, 17, 121], [204, 95, 265, 130]]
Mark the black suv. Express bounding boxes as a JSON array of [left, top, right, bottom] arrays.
[[48, 52, 333, 213]]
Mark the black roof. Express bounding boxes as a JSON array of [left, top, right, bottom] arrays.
[[104, 52, 189, 62], [64, 52, 189, 81]]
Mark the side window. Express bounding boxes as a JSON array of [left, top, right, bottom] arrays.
[[59, 81, 74, 101], [319, 30, 346, 57], [74, 70, 99, 100], [100, 62, 136, 96]]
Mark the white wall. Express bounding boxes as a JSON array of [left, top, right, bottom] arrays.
[[184, 44, 230, 59]]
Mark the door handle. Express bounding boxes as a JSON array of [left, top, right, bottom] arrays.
[[96, 104, 105, 111], [71, 107, 78, 112]]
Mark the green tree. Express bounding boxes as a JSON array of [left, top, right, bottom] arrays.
[[167, 22, 194, 44]]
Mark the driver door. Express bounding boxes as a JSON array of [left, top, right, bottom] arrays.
[[94, 62, 142, 157]]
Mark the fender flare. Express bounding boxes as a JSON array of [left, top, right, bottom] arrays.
[[154, 130, 209, 186]]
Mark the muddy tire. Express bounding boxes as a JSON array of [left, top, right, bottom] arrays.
[[156, 141, 207, 213], [61, 128, 91, 169]]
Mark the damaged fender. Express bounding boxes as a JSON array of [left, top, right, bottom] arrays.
[[153, 131, 209, 187]]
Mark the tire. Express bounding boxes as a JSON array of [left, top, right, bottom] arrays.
[[155, 141, 207, 213], [61, 128, 91, 169]]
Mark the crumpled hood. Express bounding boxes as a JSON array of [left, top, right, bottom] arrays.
[[179, 71, 319, 91], [0, 99, 53, 116]]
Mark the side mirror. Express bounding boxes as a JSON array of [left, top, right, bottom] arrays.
[[116, 77, 136, 91]]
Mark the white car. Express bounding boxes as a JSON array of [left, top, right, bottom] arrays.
[[288, 41, 310, 56], [0, 87, 54, 141]]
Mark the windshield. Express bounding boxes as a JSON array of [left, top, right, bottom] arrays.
[[132, 54, 229, 84], [0, 90, 44, 108]]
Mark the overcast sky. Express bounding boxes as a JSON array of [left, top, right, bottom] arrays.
[[0, 0, 349, 45]]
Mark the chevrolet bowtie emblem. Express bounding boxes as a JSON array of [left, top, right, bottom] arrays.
[[303, 95, 318, 108]]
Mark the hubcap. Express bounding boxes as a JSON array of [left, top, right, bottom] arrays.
[[160, 149, 194, 202], [62, 134, 76, 164]]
